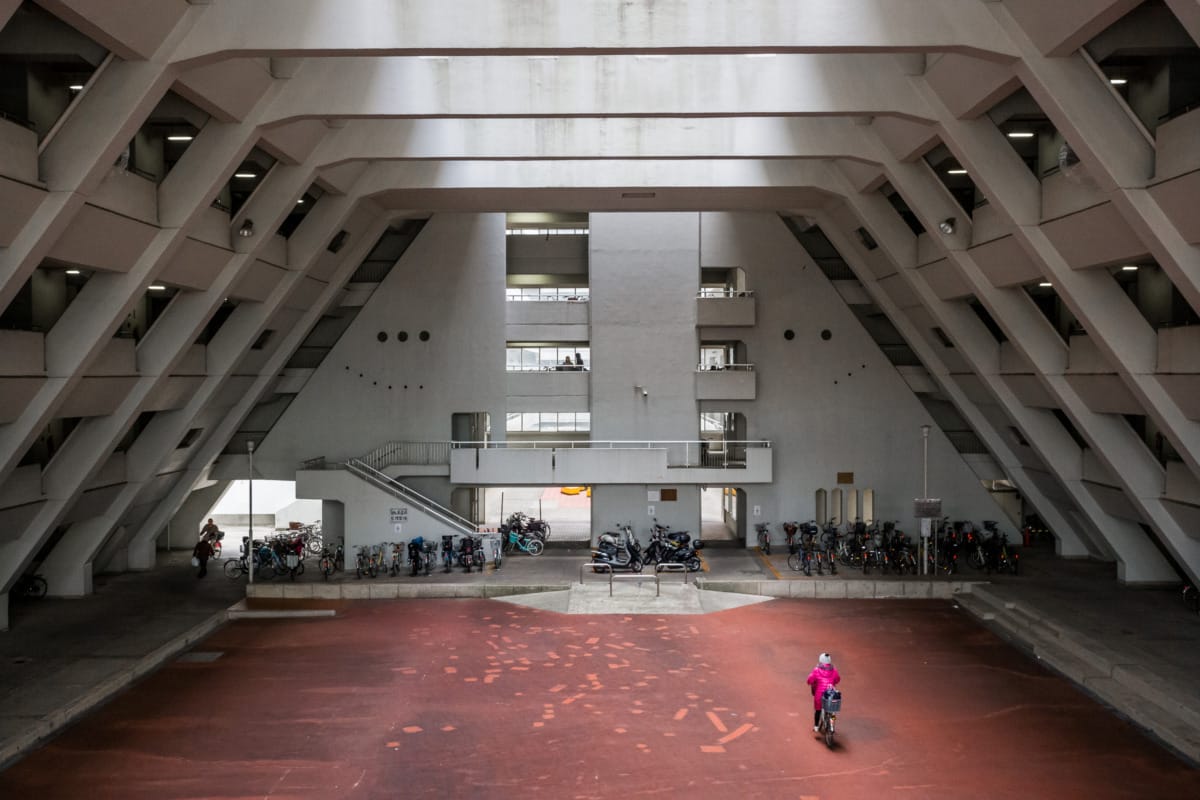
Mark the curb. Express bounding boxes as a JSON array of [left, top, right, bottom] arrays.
[[694, 578, 979, 599], [245, 582, 570, 600], [0, 608, 229, 772]]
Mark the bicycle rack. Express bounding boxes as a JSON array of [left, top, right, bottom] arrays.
[[610, 572, 659, 596], [581, 561, 613, 584], [655, 562, 690, 585]]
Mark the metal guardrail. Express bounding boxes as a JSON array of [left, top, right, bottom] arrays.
[[452, 439, 769, 469], [655, 562, 690, 585], [697, 290, 755, 299], [579, 561, 690, 595], [358, 441, 452, 469], [696, 363, 755, 372]]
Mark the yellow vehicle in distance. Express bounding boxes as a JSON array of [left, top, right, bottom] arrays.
[[560, 486, 592, 497]]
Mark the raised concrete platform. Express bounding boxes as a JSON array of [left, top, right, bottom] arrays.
[[246, 581, 567, 600], [495, 581, 772, 614], [958, 584, 1200, 765], [697, 577, 980, 599]]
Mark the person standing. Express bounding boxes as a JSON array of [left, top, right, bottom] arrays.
[[193, 537, 214, 578], [806, 652, 841, 732]]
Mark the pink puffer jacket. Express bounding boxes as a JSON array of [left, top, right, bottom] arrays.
[[806, 663, 841, 710]]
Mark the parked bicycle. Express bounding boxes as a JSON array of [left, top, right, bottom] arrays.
[[14, 573, 48, 599], [755, 522, 771, 555], [318, 544, 343, 580]]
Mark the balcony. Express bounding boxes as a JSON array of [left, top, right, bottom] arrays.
[[696, 290, 755, 327], [449, 440, 773, 485], [506, 369, 590, 404], [695, 364, 756, 401]]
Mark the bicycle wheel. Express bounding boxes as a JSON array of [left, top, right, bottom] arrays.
[[630, 558, 643, 573], [224, 559, 244, 579], [527, 539, 544, 556], [23, 575, 48, 598], [320, 557, 333, 580], [760, 536, 771, 556], [787, 553, 803, 572], [824, 721, 835, 749], [967, 550, 986, 570], [493, 548, 502, 570]]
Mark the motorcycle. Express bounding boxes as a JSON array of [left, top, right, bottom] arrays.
[[643, 525, 702, 572], [408, 536, 431, 577], [458, 534, 485, 572], [592, 524, 644, 572]]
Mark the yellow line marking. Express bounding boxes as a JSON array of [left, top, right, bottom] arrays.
[[700, 553, 710, 572], [757, 549, 783, 580]]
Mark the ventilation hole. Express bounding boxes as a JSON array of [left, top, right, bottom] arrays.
[[377, 331, 388, 343], [784, 329, 795, 341], [372, 381, 377, 385], [387, 385, 393, 390], [397, 331, 408, 342], [820, 329, 832, 341], [358, 373, 363, 378], [419, 330, 430, 342], [404, 385, 408, 389], [419, 385, 424, 389]]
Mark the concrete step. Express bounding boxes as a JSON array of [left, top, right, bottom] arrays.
[[1082, 676, 1200, 765]]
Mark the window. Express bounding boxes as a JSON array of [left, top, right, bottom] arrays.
[[505, 287, 589, 302], [506, 412, 591, 433], [506, 345, 590, 371]]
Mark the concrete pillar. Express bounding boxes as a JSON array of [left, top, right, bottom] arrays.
[[128, 535, 157, 571], [39, 517, 105, 596]]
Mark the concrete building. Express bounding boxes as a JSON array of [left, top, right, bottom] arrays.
[[2, 0, 1200, 629]]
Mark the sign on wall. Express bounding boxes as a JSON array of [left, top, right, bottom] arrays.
[[389, 507, 409, 523]]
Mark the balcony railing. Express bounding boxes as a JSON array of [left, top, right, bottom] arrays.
[[697, 289, 754, 299], [358, 441, 453, 470], [696, 363, 755, 372], [451, 439, 770, 469]]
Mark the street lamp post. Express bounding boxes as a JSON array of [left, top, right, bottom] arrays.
[[920, 424, 932, 576], [248, 440, 255, 586]]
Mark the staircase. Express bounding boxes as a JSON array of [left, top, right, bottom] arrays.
[[344, 458, 477, 537]]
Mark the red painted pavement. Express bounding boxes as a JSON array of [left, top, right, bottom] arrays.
[[3, 599, 1198, 799]]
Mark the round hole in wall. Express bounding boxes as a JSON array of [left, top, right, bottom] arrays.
[[419, 330, 430, 342], [403, 385, 408, 389], [344, 365, 350, 370], [388, 385, 393, 390], [372, 381, 377, 385], [419, 384, 424, 389], [376, 331, 387, 343], [820, 329, 832, 341], [784, 329, 795, 341], [397, 331, 409, 342], [358, 373, 363, 378]]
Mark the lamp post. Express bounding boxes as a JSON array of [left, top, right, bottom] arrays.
[[920, 424, 932, 575], [247, 440, 255, 586]]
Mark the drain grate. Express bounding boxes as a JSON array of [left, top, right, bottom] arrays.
[[176, 651, 224, 663]]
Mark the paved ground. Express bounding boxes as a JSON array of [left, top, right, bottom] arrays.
[[3, 597, 1198, 799]]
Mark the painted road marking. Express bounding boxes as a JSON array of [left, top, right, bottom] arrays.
[[757, 549, 783, 579], [673, 708, 688, 721], [706, 711, 728, 733], [717, 723, 754, 745]]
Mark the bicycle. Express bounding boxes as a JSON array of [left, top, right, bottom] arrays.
[[441, 536, 456, 573], [817, 687, 841, 749], [1184, 584, 1199, 614], [755, 522, 771, 555], [318, 544, 343, 580], [14, 573, 48, 599]]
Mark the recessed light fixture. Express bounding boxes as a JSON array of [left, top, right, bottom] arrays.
[[296, 198, 305, 204], [167, 135, 194, 142], [65, 269, 81, 275], [1109, 78, 1128, 85], [947, 169, 968, 175], [68, 84, 84, 91], [938, 218, 957, 235], [1121, 265, 1139, 271], [148, 284, 166, 291], [234, 172, 257, 179], [1007, 132, 1035, 139], [1039, 282, 1053, 288], [238, 219, 255, 238]]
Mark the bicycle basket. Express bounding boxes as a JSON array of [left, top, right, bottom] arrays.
[[821, 688, 842, 713]]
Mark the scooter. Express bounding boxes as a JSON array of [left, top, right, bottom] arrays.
[[592, 524, 643, 572]]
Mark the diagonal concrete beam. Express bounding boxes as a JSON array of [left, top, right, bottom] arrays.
[[121, 203, 390, 571]]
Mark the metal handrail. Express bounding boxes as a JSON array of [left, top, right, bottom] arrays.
[[345, 459, 477, 534], [451, 439, 770, 450], [609, 571, 660, 597], [655, 562, 691, 585], [358, 441, 452, 469], [697, 289, 755, 299], [696, 363, 755, 372]]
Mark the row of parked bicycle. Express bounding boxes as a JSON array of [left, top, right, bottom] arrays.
[[755, 518, 1020, 577], [223, 532, 318, 580], [353, 534, 503, 578]]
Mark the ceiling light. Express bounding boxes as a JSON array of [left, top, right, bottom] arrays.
[[148, 284, 166, 291], [167, 135, 194, 142], [745, 53, 777, 59], [947, 169, 968, 175], [1121, 265, 1139, 271], [938, 218, 957, 235], [65, 269, 81, 275], [238, 219, 255, 238], [296, 198, 305, 204], [1007, 132, 1035, 139], [1109, 78, 1128, 85], [1038, 282, 1052, 288], [234, 172, 257, 179], [68, 84, 84, 91]]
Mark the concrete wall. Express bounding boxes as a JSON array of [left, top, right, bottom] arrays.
[[266, 211, 1005, 547]]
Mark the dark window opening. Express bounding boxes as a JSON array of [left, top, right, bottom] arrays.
[[177, 427, 203, 449], [968, 299, 1008, 343], [1052, 409, 1089, 450], [115, 411, 155, 453], [882, 184, 925, 235], [932, 327, 955, 348], [251, 329, 274, 350], [195, 300, 237, 345]]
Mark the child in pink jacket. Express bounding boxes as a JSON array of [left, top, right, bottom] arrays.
[[806, 652, 841, 731]]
